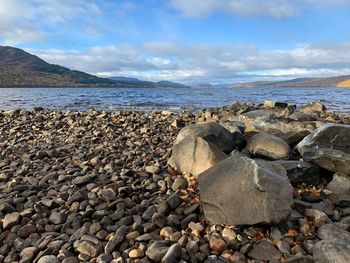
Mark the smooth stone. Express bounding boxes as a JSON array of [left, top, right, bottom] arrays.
[[161, 243, 182, 263], [38, 255, 60, 263], [3, 212, 20, 229], [326, 172, 350, 195], [248, 240, 281, 261]]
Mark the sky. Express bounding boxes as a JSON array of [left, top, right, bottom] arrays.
[[1, 0, 350, 83]]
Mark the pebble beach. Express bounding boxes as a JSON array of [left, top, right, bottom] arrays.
[[1, 101, 350, 263]]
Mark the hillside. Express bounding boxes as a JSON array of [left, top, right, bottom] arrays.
[[233, 75, 350, 88], [0, 46, 189, 88]]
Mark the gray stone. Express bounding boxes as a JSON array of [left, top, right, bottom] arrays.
[[297, 124, 350, 175], [146, 241, 170, 262], [247, 132, 290, 160], [173, 121, 237, 153], [248, 240, 281, 261], [326, 172, 350, 195], [317, 224, 350, 242], [38, 255, 60, 263], [161, 243, 182, 263], [168, 136, 227, 176], [198, 153, 293, 225], [49, 212, 67, 225], [313, 239, 350, 263]]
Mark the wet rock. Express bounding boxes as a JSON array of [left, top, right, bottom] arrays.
[[168, 136, 227, 176], [297, 124, 350, 174], [247, 132, 290, 160], [198, 153, 293, 225]]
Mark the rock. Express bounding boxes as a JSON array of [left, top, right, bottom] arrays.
[[222, 228, 236, 241], [173, 121, 238, 153], [289, 111, 316, 122], [161, 243, 182, 263], [305, 209, 331, 227], [198, 153, 293, 225], [129, 249, 144, 259], [317, 224, 350, 242], [285, 255, 314, 263], [49, 211, 67, 224], [166, 193, 183, 210], [300, 100, 326, 114], [313, 239, 350, 263], [77, 241, 101, 258], [263, 100, 288, 109], [248, 240, 281, 261], [97, 188, 117, 202], [168, 136, 227, 176], [17, 223, 37, 238], [247, 132, 290, 160], [146, 165, 160, 174], [38, 255, 60, 263], [273, 160, 320, 186], [297, 124, 350, 175], [146, 241, 170, 262], [3, 212, 20, 229], [326, 172, 350, 195], [209, 238, 227, 254]]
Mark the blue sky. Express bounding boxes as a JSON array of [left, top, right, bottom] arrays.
[[1, 0, 350, 83]]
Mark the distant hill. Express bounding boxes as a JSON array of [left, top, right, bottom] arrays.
[[233, 75, 350, 88], [0, 46, 190, 88]]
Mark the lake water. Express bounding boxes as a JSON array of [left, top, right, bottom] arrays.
[[0, 87, 349, 114]]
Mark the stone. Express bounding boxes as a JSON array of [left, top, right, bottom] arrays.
[[263, 100, 288, 109], [273, 160, 320, 186], [289, 111, 316, 122], [161, 243, 182, 263], [222, 228, 237, 241], [173, 121, 238, 153], [146, 165, 160, 174], [297, 124, 350, 175], [326, 172, 350, 195], [305, 209, 331, 227], [198, 153, 293, 225], [248, 240, 281, 261], [313, 239, 350, 263], [129, 249, 144, 259], [168, 136, 227, 176], [38, 255, 60, 263], [17, 223, 37, 238], [209, 238, 227, 254], [3, 212, 20, 229], [146, 241, 170, 262], [49, 211, 67, 224], [317, 224, 350, 242], [97, 188, 117, 202], [77, 241, 101, 258], [247, 132, 290, 160], [285, 255, 314, 263], [300, 100, 326, 114]]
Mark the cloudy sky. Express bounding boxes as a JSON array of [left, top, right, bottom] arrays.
[[1, 0, 350, 83]]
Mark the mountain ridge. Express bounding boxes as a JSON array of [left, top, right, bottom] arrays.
[[233, 75, 350, 88], [0, 46, 189, 88]]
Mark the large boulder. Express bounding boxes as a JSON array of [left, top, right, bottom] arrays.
[[173, 121, 239, 153], [326, 172, 350, 195], [168, 136, 227, 176], [296, 124, 350, 175], [247, 132, 290, 160], [198, 153, 293, 225]]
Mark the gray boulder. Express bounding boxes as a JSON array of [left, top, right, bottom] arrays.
[[198, 153, 293, 225], [326, 172, 350, 195], [273, 160, 320, 186], [297, 124, 350, 175], [173, 121, 238, 153], [247, 132, 290, 160], [168, 136, 227, 176], [313, 224, 350, 263]]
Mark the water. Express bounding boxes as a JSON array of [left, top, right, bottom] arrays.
[[0, 87, 349, 114]]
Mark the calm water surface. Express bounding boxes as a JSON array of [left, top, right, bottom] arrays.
[[0, 87, 349, 114]]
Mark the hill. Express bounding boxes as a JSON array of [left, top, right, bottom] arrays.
[[0, 46, 189, 88], [233, 75, 350, 88]]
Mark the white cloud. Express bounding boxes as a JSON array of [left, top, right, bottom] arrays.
[[27, 42, 350, 82], [170, 0, 297, 18]]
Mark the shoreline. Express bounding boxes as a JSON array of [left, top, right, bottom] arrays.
[[1, 100, 350, 262]]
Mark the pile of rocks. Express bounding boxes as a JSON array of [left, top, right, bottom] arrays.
[[0, 100, 349, 263]]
